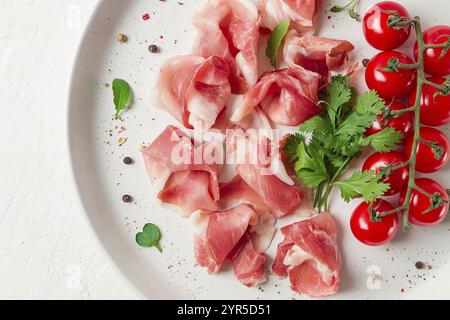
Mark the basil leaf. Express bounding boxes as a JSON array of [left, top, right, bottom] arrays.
[[266, 20, 290, 68], [112, 79, 133, 120], [136, 223, 163, 253]]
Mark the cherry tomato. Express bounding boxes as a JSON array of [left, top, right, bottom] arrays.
[[404, 127, 450, 173], [414, 25, 450, 77], [363, 1, 411, 50], [366, 101, 414, 142], [409, 76, 450, 126], [365, 51, 416, 100], [351, 200, 399, 246], [399, 178, 449, 226], [363, 151, 409, 196]]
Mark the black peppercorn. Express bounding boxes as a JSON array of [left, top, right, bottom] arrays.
[[122, 195, 133, 203], [123, 157, 133, 165], [415, 261, 425, 270], [148, 44, 159, 53], [362, 59, 370, 67]]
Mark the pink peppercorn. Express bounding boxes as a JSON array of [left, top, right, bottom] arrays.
[[142, 13, 150, 21]]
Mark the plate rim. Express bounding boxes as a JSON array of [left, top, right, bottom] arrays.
[[65, 0, 145, 299]]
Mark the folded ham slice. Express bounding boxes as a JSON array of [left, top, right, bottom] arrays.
[[157, 55, 231, 130], [220, 177, 276, 253], [230, 233, 267, 287], [193, 204, 267, 287], [225, 128, 304, 218], [272, 212, 342, 297], [230, 67, 321, 126], [142, 125, 221, 216], [193, 0, 260, 93], [259, 0, 322, 33], [284, 30, 355, 85]]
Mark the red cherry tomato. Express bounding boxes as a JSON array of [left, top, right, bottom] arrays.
[[362, 151, 409, 196], [363, 1, 411, 50], [351, 200, 399, 246], [409, 76, 450, 126], [365, 51, 416, 100], [404, 127, 450, 173], [366, 101, 414, 142], [399, 178, 449, 226], [414, 25, 450, 76]]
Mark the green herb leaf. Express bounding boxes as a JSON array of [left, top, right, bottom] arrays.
[[335, 112, 378, 137], [284, 133, 303, 155], [330, 5, 346, 13], [112, 79, 133, 120], [294, 141, 329, 188], [331, 0, 360, 21], [355, 90, 385, 115], [334, 171, 390, 202], [266, 20, 290, 68], [363, 127, 403, 152], [136, 223, 163, 253]]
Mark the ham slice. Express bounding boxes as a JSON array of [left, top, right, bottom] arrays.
[[259, 0, 322, 33], [284, 30, 355, 85], [272, 212, 342, 297], [230, 67, 321, 127], [220, 177, 276, 253], [142, 126, 221, 216], [231, 234, 267, 287], [225, 128, 304, 218], [159, 171, 219, 216], [193, 204, 268, 287], [193, 0, 260, 93], [157, 55, 231, 130]]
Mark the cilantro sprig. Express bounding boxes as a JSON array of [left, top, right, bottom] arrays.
[[285, 75, 403, 212]]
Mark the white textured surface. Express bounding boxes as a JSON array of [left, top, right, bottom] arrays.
[[0, 0, 137, 299]]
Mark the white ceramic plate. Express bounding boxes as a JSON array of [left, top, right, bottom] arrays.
[[68, 0, 450, 299]]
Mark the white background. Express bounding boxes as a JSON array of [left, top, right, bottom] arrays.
[[0, 0, 137, 299]]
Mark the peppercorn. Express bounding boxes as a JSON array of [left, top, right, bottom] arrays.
[[116, 33, 128, 43], [415, 261, 425, 270], [362, 59, 370, 67], [148, 44, 159, 53], [122, 195, 133, 203], [123, 157, 133, 165]]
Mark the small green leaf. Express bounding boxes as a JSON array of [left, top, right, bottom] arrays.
[[349, 9, 360, 22], [363, 127, 403, 152], [284, 133, 304, 156], [266, 20, 290, 68], [355, 90, 385, 115], [112, 79, 133, 120], [136, 223, 163, 253], [300, 116, 330, 134], [294, 141, 329, 188], [330, 5, 346, 13], [335, 171, 390, 202]]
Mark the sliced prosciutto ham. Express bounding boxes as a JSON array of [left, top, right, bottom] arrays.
[[220, 177, 276, 253], [259, 0, 322, 33], [272, 212, 342, 297], [142, 125, 221, 216], [225, 128, 305, 218], [193, 204, 267, 287], [193, 0, 260, 93], [157, 55, 231, 130], [284, 30, 355, 85], [230, 234, 267, 287], [230, 67, 321, 126]]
